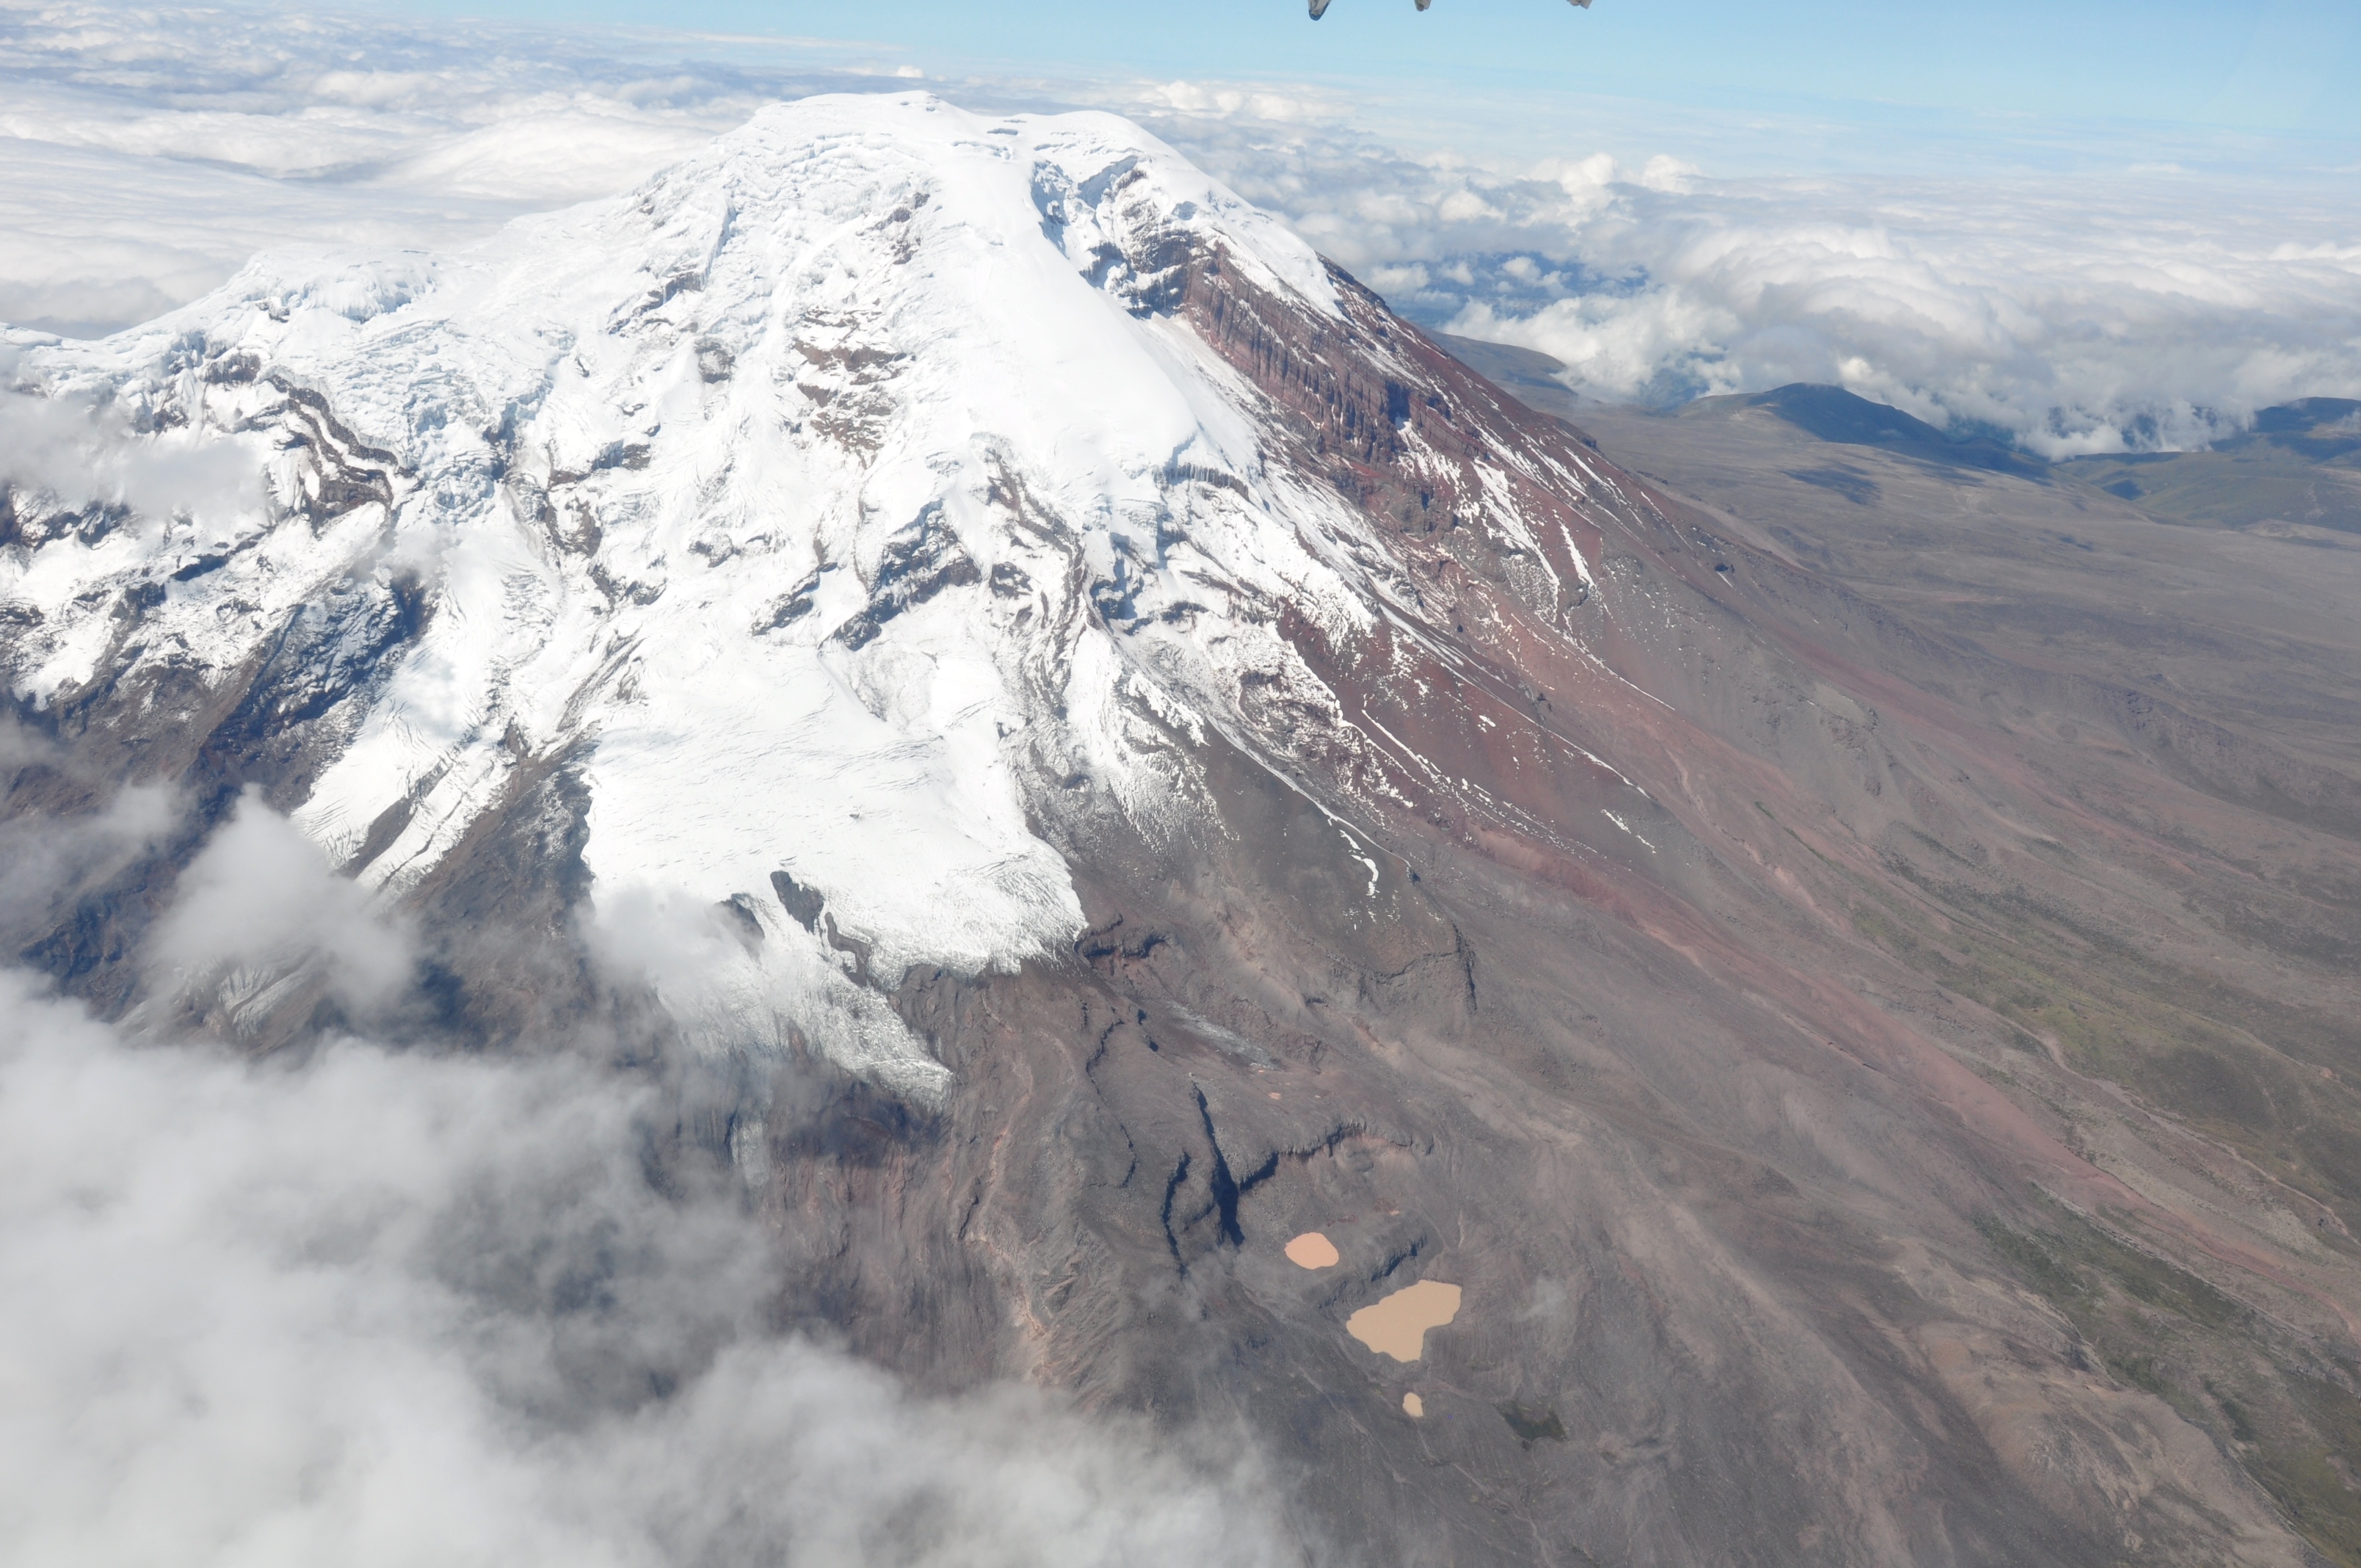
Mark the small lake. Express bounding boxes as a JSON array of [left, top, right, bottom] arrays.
[[1346, 1279, 1462, 1362], [1284, 1231, 1340, 1268]]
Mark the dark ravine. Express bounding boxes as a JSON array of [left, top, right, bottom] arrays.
[[7, 106, 2361, 1567]]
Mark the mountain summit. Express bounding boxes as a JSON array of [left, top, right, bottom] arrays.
[[7, 95, 2357, 1566], [7, 93, 1650, 1096]]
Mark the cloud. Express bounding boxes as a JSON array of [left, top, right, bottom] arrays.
[[1431, 172, 2361, 456], [0, 1, 920, 336], [0, 382, 259, 523], [0, 971, 1295, 1567], [0, 717, 173, 941], [1116, 98, 2361, 455], [148, 791, 418, 1017], [0, 771, 1294, 1566], [5, 4, 2356, 451]]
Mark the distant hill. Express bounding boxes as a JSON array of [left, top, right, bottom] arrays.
[[1432, 338, 2361, 536], [2061, 397, 2361, 534], [1670, 382, 2052, 479], [1429, 333, 1594, 433]]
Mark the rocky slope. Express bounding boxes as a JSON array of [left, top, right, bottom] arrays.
[[5, 94, 2359, 1566]]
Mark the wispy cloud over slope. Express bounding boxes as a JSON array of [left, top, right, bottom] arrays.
[[4, 0, 2357, 451], [0, 793, 1293, 1568]]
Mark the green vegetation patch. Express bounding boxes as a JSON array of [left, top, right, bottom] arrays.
[[1843, 860, 2361, 1232], [1843, 843, 2361, 1560], [1979, 1204, 2361, 1564]]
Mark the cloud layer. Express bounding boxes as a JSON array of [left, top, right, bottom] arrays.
[[0, 794, 1294, 1568], [0, 380, 260, 523], [1123, 101, 2361, 455], [4, 4, 2359, 444], [0, 1, 914, 335]]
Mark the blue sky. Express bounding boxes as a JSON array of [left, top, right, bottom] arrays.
[[4, 0, 2357, 443], [374, 0, 2361, 145]]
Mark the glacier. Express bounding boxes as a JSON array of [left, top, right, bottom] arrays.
[[0, 92, 1568, 1091]]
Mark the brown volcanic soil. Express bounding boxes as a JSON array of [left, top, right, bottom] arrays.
[[755, 269, 2361, 1562], [1543, 383, 2361, 1561], [11, 242, 2361, 1563]]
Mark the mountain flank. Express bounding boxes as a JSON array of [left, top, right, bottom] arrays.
[[5, 95, 2360, 1566]]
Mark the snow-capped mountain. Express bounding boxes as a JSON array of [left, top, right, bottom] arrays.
[[3, 93, 1648, 1089], [6, 93, 2351, 1568]]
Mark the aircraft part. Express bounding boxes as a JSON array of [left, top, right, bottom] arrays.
[[1311, 0, 1591, 15]]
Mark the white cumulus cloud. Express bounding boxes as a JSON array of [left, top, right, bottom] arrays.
[[4, 4, 2358, 451], [148, 792, 419, 1015], [0, 379, 261, 524], [1118, 96, 2361, 455], [0, 772, 1298, 1567], [0, 0, 918, 335], [0, 972, 1296, 1568]]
